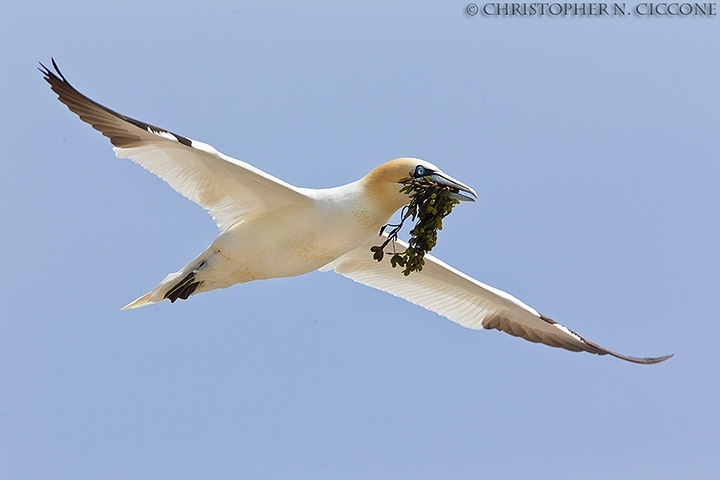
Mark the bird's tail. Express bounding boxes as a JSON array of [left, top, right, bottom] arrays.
[[120, 269, 201, 311], [121, 291, 155, 310], [120, 248, 214, 311]]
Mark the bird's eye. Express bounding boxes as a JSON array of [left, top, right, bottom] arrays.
[[414, 166, 426, 177]]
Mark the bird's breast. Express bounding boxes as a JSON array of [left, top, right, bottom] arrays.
[[211, 197, 385, 282]]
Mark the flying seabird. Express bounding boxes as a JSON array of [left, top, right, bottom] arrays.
[[40, 60, 672, 365]]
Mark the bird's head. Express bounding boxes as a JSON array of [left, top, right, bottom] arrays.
[[362, 157, 477, 214]]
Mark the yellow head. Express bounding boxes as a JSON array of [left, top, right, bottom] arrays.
[[361, 157, 476, 217]]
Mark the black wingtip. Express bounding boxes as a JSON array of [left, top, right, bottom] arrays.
[[39, 58, 68, 83], [38, 61, 51, 78], [53, 58, 65, 81], [39, 59, 195, 149], [608, 351, 674, 365]]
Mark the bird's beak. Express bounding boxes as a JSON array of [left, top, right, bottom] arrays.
[[428, 172, 477, 202]]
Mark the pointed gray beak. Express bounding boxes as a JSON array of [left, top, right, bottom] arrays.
[[428, 172, 477, 202]]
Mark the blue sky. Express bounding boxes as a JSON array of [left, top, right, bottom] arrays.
[[1, 1, 719, 478]]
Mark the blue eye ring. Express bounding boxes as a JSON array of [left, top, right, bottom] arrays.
[[414, 166, 426, 177]]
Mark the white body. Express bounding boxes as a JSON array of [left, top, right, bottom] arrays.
[[149, 182, 388, 302]]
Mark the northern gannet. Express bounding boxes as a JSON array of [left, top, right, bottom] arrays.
[[41, 60, 672, 365]]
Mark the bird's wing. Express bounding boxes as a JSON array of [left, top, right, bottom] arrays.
[[41, 59, 307, 231], [322, 235, 672, 364]]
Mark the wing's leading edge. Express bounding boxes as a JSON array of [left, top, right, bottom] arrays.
[[40, 59, 307, 231]]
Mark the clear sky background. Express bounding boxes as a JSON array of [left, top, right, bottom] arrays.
[[1, 1, 718, 478]]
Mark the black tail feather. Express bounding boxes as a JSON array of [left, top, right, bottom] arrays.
[[164, 272, 201, 303]]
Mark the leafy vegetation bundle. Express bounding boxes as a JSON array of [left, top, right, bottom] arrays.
[[371, 175, 460, 275]]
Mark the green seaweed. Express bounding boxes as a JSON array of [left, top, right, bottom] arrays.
[[371, 175, 459, 275]]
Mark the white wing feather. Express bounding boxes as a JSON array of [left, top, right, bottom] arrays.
[[41, 60, 307, 231], [324, 235, 672, 364], [112, 139, 307, 230]]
